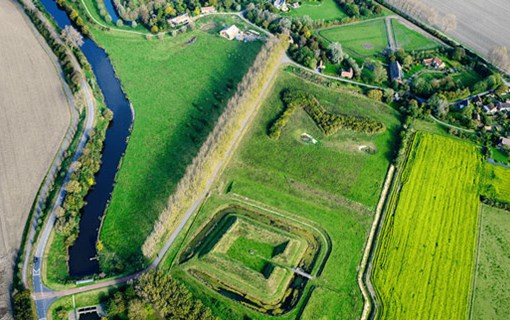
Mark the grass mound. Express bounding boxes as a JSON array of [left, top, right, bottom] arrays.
[[178, 206, 324, 315]]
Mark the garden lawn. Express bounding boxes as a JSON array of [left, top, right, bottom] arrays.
[[372, 132, 482, 319], [285, 0, 347, 21], [319, 19, 388, 59], [94, 16, 262, 272], [170, 70, 400, 319], [471, 205, 510, 320], [391, 18, 440, 51]]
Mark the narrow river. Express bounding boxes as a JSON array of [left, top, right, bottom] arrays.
[[38, 0, 133, 277]]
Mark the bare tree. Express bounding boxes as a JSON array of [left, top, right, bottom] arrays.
[[61, 25, 83, 48], [489, 46, 510, 71], [441, 14, 457, 32]]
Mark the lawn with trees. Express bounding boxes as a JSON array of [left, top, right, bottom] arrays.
[[372, 132, 483, 319], [93, 16, 263, 274], [319, 19, 389, 59], [286, 0, 347, 21], [161, 69, 400, 319]]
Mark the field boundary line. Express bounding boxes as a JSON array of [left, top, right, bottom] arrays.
[[468, 202, 484, 320], [358, 164, 395, 320]]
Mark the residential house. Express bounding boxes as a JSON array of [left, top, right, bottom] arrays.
[[274, 0, 289, 11], [317, 60, 325, 73], [497, 102, 510, 112], [220, 25, 241, 40], [340, 68, 354, 79], [483, 104, 498, 114], [498, 137, 510, 148], [168, 14, 189, 27], [389, 61, 403, 82], [423, 57, 445, 69], [200, 6, 216, 14]]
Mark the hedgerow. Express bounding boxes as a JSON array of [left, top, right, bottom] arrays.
[[269, 89, 385, 139]]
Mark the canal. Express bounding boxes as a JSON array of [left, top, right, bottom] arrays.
[[38, 0, 133, 277]]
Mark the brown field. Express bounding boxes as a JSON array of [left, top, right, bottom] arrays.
[[0, 0, 71, 318], [401, 0, 510, 67]]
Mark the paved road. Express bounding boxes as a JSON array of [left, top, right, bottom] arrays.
[[19, 8, 96, 316], [358, 165, 395, 320], [429, 115, 475, 133]]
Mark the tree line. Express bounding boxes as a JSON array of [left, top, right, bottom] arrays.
[[19, 0, 83, 92], [140, 36, 289, 262], [55, 109, 113, 247], [269, 89, 385, 139]]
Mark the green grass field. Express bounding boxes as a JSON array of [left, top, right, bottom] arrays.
[[227, 237, 275, 272], [391, 18, 440, 51], [372, 132, 482, 319], [483, 164, 510, 203], [93, 16, 262, 273], [319, 19, 388, 59], [166, 69, 400, 319], [285, 0, 347, 21], [471, 205, 510, 320]]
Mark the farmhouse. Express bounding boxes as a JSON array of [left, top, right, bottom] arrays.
[[423, 57, 445, 69], [340, 68, 354, 79], [389, 61, 403, 82], [168, 14, 189, 27], [200, 6, 216, 14], [220, 25, 241, 40]]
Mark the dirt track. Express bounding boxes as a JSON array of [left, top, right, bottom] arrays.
[[414, 0, 510, 64], [0, 1, 70, 318]]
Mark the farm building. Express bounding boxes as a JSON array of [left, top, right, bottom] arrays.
[[389, 61, 403, 82], [340, 68, 354, 79], [201, 6, 216, 14], [220, 25, 241, 40], [423, 57, 445, 69], [168, 14, 189, 27], [497, 102, 510, 112]]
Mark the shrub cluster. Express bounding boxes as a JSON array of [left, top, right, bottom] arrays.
[[55, 109, 113, 247], [269, 89, 385, 139], [12, 290, 35, 320], [334, 0, 383, 18]]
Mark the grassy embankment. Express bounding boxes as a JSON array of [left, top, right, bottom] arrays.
[[471, 205, 510, 320], [372, 132, 483, 319], [164, 70, 400, 319], [90, 15, 262, 273]]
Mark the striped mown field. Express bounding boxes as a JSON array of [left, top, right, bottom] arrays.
[[372, 132, 482, 319]]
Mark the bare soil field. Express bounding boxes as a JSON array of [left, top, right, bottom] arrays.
[[396, 0, 510, 68], [0, 0, 71, 318]]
